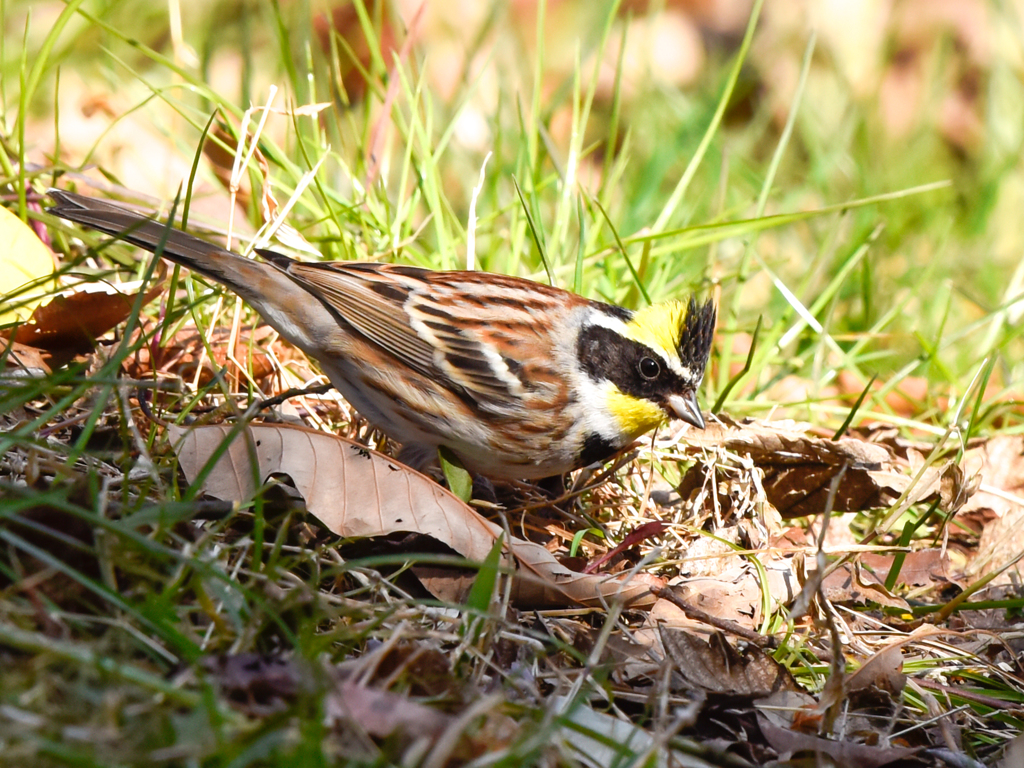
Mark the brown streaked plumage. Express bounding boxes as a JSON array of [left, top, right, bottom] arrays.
[[48, 189, 715, 480]]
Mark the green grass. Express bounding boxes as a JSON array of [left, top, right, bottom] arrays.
[[3, 0, 1024, 764]]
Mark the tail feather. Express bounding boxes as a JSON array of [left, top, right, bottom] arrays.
[[46, 189, 334, 356], [46, 190, 281, 286]]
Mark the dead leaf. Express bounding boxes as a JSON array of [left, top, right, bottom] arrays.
[[867, 458, 967, 516], [754, 689, 817, 730], [807, 626, 948, 739], [583, 521, 666, 574], [757, 715, 919, 766], [170, 422, 500, 555], [668, 561, 799, 630], [410, 567, 480, 605], [820, 561, 910, 611], [846, 642, 906, 696], [369, 642, 455, 699], [8, 281, 165, 366], [680, 417, 972, 518], [507, 539, 660, 608], [960, 435, 1024, 581], [661, 627, 798, 698], [169, 422, 656, 608], [860, 548, 962, 589], [679, 525, 749, 579], [0, 338, 51, 375], [205, 653, 304, 716], [326, 678, 453, 741]]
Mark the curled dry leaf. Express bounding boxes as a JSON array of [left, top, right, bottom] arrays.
[[756, 716, 919, 767], [959, 435, 1024, 581], [680, 416, 973, 518], [204, 652, 305, 717], [820, 561, 910, 611], [507, 538, 660, 608], [0, 338, 51, 375], [169, 422, 655, 608], [800, 625, 947, 738], [5, 281, 165, 368], [326, 678, 454, 743], [666, 561, 799, 631], [845, 641, 906, 696], [660, 627, 798, 698]]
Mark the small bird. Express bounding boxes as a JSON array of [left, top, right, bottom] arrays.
[[48, 189, 716, 480]]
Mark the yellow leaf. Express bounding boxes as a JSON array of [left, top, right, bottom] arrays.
[[0, 205, 56, 325]]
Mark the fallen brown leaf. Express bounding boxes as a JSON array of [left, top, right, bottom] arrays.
[[205, 653, 304, 716], [846, 641, 906, 697], [661, 627, 798, 698], [820, 561, 910, 611], [170, 422, 656, 608], [860, 548, 963, 589], [959, 435, 1024, 581], [680, 416, 973, 518], [667, 561, 799, 631], [326, 678, 453, 742], [757, 715, 919, 767], [0, 338, 51, 374], [11, 281, 163, 350], [4, 280, 165, 368]]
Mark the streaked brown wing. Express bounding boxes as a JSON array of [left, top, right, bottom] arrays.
[[287, 262, 436, 374], [284, 262, 524, 407], [405, 291, 527, 403]]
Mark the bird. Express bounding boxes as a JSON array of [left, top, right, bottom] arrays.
[[47, 189, 716, 481]]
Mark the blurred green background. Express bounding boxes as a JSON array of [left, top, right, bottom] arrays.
[[9, 0, 1024, 428]]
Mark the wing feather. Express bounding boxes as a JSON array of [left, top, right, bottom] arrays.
[[287, 263, 435, 372], [284, 263, 524, 407]]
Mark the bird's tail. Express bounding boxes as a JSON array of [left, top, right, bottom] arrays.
[[47, 189, 299, 305]]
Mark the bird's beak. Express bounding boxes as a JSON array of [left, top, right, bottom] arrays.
[[668, 391, 706, 430]]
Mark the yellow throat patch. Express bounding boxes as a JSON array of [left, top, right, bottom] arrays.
[[605, 389, 667, 438]]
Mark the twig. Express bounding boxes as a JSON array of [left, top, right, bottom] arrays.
[[650, 584, 775, 649]]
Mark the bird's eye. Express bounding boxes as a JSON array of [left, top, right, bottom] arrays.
[[638, 357, 660, 379]]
